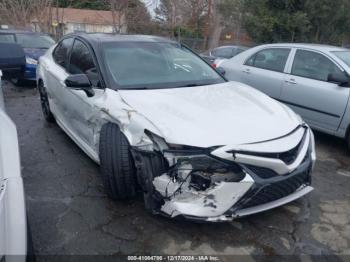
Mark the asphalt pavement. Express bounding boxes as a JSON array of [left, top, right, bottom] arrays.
[[2, 81, 350, 261]]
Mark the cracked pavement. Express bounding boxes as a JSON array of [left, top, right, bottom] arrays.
[[2, 82, 350, 261]]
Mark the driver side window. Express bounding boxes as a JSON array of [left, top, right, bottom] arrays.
[[291, 50, 343, 82], [68, 39, 100, 87], [53, 38, 74, 69]]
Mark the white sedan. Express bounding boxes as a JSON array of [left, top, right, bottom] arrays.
[[37, 34, 316, 222], [218, 43, 350, 150], [0, 71, 30, 261]]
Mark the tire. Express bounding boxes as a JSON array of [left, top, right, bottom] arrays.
[[347, 133, 350, 153], [38, 81, 55, 123], [99, 123, 136, 200]]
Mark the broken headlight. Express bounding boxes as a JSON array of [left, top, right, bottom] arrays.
[[166, 154, 246, 192]]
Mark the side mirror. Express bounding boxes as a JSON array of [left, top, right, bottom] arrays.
[[327, 72, 349, 86], [216, 67, 226, 76], [65, 74, 95, 97]]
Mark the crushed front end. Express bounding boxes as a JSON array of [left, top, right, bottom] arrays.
[[131, 125, 316, 222]]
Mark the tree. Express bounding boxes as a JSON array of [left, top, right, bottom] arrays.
[[127, 0, 153, 33], [0, 0, 53, 29], [240, 0, 350, 45], [155, 0, 186, 29], [218, 0, 245, 43], [57, 0, 109, 10], [110, 0, 128, 33], [155, 0, 209, 39], [304, 0, 349, 43], [242, 0, 310, 43]]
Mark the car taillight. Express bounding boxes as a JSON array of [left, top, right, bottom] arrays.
[[212, 63, 217, 68]]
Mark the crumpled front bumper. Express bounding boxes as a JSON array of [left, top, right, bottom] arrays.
[[135, 125, 315, 222], [173, 155, 313, 222]]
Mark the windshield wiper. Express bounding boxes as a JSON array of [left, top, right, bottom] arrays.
[[183, 83, 201, 87], [177, 83, 215, 88], [127, 87, 151, 90]]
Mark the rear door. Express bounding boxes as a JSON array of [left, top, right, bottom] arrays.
[[241, 48, 291, 99], [281, 49, 350, 132]]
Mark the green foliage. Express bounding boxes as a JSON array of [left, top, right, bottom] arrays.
[[173, 26, 203, 38], [219, 0, 350, 45], [56, 0, 109, 10]]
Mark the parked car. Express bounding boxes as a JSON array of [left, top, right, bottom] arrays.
[[0, 44, 33, 261], [37, 34, 316, 222], [219, 43, 350, 150], [0, 30, 55, 85], [201, 45, 249, 65]]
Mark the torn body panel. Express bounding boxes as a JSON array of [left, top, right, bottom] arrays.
[[132, 126, 315, 222], [46, 84, 315, 221]]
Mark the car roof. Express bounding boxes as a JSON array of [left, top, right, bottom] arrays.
[[214, 45, 248, 50], [257, 43, 348, 52], [67, 32, 178, 45], [0, 29, 48, 35]]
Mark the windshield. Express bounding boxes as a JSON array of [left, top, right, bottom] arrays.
[[332, 51, 350, 67], [103, 42, 225, 89], [16, 34, 55, 49]]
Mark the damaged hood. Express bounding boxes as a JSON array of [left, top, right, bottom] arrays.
[[118, 82, 301, 148]]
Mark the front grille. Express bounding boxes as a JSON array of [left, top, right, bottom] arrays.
[[236, 165, 311, 209], [279, 145, 300, 164]]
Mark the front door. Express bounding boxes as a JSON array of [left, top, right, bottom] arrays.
[[45, 37, 74, 120], [281, 49, 350, 132], [61, 38, 103, 148]]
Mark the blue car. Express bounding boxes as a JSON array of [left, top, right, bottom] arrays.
[[0, 30, 55, 84]]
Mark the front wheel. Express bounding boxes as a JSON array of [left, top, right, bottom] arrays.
[[99, 123, 137, 200], [38, 81, 55, 122]]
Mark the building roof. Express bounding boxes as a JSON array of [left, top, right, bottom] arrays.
[[34, 8, 122, 26]]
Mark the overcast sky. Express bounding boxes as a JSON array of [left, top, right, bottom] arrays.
[[142, 0, 159, 16]]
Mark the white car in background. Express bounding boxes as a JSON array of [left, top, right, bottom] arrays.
[[219, 43, 350, 150], [0, 44, 33, 261]]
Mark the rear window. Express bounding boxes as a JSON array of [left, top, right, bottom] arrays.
[[0, 34, 15, 43], [245, 48, 291, 73], [16, 34, 55, 49], [332, 51, 350, 67]]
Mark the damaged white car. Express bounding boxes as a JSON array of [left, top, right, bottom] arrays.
[[37, 33, 316, 222]]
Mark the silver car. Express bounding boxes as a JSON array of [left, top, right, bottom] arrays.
[[220, 44, 350, 150]]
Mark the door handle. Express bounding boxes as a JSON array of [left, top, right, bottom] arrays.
[[285, 78, 297, 84], [242, 68, 251, 74]]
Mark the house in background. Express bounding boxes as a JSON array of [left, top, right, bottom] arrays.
[[32, 8, 126, 37]]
